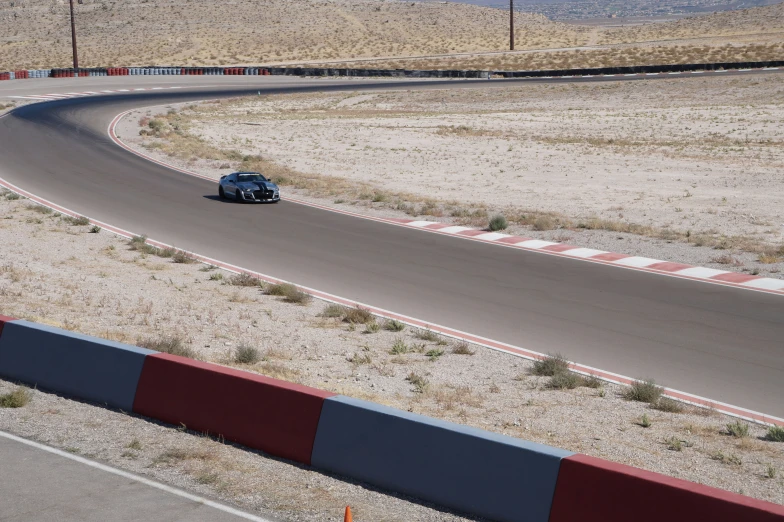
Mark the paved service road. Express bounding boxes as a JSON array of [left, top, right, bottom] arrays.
[[0, 431, 273, 521], [0, 74, 782, 418]]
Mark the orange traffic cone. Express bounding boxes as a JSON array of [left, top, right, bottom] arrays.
[[344, 506, 353, 522]]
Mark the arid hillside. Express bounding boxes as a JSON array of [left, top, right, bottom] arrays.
[[0, 0, 588, 69], [1, 0, 783, 70]]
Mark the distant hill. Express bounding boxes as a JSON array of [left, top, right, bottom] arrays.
[[0, 0, 781, 70], [0, 0, 589, 69], [421, 0, 784, 22], [599, 1, 784, 43]]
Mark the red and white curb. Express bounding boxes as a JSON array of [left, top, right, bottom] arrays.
[[107, 109, 784, 298], [384, 222, 784, 295], [3, 98, 784, 427], [7, 86, 184, 101]]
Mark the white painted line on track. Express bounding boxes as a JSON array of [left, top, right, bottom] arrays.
[[517, 239, 559, 249], [562, 248, 607, 259], [741, 278, 784, 290], [0, 430, 274, 522], [612, 256, 661, 268], [4, 86, 191, 104], [432, 225, 470, 234], [675, 267, 729, 279], [474, 232, 511, 241], [406, 220, 437, 228]]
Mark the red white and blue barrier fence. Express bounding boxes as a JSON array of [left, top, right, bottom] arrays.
[[0, 59, 782, 82]]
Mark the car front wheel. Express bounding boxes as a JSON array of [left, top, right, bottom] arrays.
[[218, 185, 226, 199], [235, 189, 244, 203]]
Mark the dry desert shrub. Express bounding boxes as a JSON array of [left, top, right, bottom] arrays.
[[264, 283, 310, 304], [320, 303, 347, 318], [531, 353, 570, 376], [0, 386, 32, 408], [228, 273, 263, 287], [137, 334, 196, 359], [342, 307, 374, 325], [625, 379, 663, 404], [451, 341, 475, 355], [234, 344, 261, 364]]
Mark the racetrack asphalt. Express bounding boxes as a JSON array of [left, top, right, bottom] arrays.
[[0, 73, 782, 418], [0, 430, 274, 521]]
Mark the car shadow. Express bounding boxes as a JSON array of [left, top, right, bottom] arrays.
[[203, 195, 236, 204], [202, 195, 279, 204]]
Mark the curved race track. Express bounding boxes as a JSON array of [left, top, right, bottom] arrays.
[[0, 74, 782, 418]]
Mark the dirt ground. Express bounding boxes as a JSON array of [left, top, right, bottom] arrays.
[[1, 0, 783, 70], [118, 73, 784, 277], [0, 190, 782, 512]]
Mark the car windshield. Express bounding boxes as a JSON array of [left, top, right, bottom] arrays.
[[236, 173, 267, 182]]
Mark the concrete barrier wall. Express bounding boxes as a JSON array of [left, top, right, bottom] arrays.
[[0, 316, 783, 521], [312, 395, 572, 522], [548, 454, 784, 522], [132, 353, 335, 465], [0, 320, 153, 410], [495, 59, 784, 78]]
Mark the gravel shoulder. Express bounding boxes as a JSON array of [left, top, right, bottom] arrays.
[[0, 192, 782, 509], [117, 73, 784, 277]]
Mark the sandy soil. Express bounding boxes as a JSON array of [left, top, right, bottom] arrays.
[[1, 0, 783, 70], [119, 73, 784, 276], [0, 187, 783, 510]]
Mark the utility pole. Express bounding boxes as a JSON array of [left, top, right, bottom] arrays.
[[509, 0, 514, 51], [69, 0, 79, 69]]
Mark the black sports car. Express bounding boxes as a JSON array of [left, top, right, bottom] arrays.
[[218, 172, 280, 203]]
